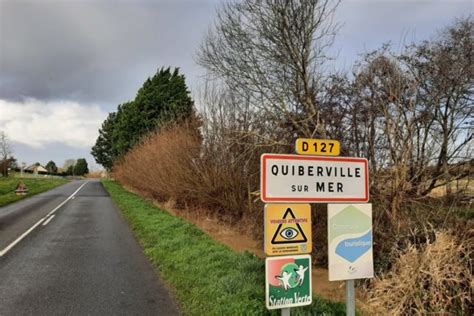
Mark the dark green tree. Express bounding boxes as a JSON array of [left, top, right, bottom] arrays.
[[66, 165, 74, 176], [92, 67, 195, 169], [45, 161, 58, 174], [9, 157, 18, 170], [112, 102, 138, 158], [134, 67, 194, 135], [91, 112, 117, 171], [73, 158, 89, 176]]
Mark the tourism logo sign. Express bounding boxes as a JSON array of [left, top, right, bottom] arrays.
[[264, 204, 312, 256], [328, 204, 374, 281], [265, 255, 312, 309]]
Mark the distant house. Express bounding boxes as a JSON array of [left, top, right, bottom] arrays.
[[25, 165, 48, 175]]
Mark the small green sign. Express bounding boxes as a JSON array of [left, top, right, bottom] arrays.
[[265, 254, 312, 310]]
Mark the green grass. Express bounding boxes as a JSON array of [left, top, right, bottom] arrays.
[[102, 180, 346, 316], [0, 177, 68, 207]]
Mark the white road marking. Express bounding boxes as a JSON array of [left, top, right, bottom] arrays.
[[42, 215, 55, 226], [0, 218, 46, 257], [0, 181, 88, 257], [45, 182, 87, 218]]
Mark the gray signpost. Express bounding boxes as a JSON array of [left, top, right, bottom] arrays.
[[346, 280, 355, 316]]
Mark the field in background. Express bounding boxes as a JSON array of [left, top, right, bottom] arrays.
[[429, 179, 473, 198], [0, 177, 68, 207], [9, 171, 65, 180], [102, 180, 346, 315]]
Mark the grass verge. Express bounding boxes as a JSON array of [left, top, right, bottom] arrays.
[[103, 180, 346, 315], [0, 177, 68, 207]]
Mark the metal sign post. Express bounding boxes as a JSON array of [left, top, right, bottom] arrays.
[[327, 204, 374, 315], [346, 280, 355, 316], [282, 307, 290, 316]]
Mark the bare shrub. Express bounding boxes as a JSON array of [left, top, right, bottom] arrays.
[[113, 121, 201, 203], [113, 116, 267, 235], [366, 231, 473, 314], [199, 0, 340, 140]]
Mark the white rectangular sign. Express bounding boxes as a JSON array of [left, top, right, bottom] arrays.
[[328, 204, 373, 281], [260, 154, 369, 203]]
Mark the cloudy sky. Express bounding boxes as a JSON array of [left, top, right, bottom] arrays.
[[0, 0, 471, 170]]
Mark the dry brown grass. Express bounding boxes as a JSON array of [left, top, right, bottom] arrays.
[[114, 122, 200, 202], [366, 231, 473, 315], [429, 179, 474, 198], [85, 171, 103, 178], [113, 121, 264, 235]]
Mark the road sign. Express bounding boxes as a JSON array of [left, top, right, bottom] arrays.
[[264, 204, 312, 256], [265, 254, 312, 310], [260, 154, 369, 203], [328, 204, 373, 281], [296, 138, 340, 156]]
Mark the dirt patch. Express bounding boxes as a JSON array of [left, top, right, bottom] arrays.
[[158, 200, 347, 303]]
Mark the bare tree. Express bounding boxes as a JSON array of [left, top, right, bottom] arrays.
[[198, 0, 340, 142], [405, 19, 473, 195], [335, 18, 473, 216], [0, 131, 12, 177], [199, 4, 471, 218]]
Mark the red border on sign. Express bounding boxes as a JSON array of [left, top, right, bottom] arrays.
[[261, 154, 369, 203]]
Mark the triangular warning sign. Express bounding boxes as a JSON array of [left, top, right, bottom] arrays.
[[271, 208, 308, 244]]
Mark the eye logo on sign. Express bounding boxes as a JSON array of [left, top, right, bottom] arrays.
[[280, 227, 299, 240], [271, 208, 307, 244], [264, 204, 312, 256]]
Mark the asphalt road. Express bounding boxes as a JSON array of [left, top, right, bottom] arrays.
[[0, 180, 179, 316]]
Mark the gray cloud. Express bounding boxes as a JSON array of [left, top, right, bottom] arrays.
[[0, 0, 218, 105], [1, 0, 471, 105], [0, 0, 471, 169]]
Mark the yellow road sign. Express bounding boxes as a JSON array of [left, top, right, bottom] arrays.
[[264, 204, 312, 256], [296, 138, 340, 156]]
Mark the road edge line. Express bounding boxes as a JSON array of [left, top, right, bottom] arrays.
[[0, 181, 88, 257]]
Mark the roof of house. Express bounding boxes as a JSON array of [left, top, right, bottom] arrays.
[[36, 166, 48, 173], [26, 165, 48, 173]]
